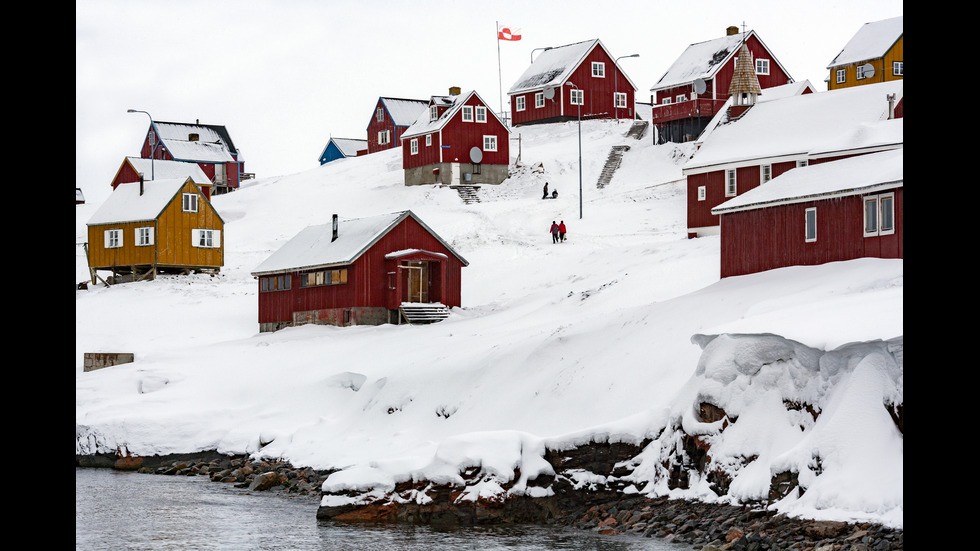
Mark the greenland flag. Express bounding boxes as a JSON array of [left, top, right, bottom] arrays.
[[497, 24, 521, 41]]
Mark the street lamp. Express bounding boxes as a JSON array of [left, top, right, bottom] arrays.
[[614, 54, 640, 121], [530, 46, 552, 62], [127, 109, 158, 180], [565, 81, 583, 219]]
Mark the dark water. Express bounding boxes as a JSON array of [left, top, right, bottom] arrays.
[[76, 468, 694, 550]]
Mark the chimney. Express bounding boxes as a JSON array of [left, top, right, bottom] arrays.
[[449, 86, 461, 96], [887, 93, 896, 119], [332, 214, 339, 242], [727, 25, 739, 36], [139, 173, 144, 196]]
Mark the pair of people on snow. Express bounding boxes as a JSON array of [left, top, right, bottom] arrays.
[[542, 182, 558, 200], [550, 221, 567, 243]]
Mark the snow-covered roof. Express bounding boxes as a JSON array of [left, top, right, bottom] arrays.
[[828, 16, 903, 68], [712, 148, 903, 215], [121, 156, 212, 186], [809, 117, 903, 159], [154, 121, 237, 163], [324, 138, 368, 158], [400, 90, 507, 140], [653, 31, 778, 91], [376, 98, 430, 128], [508, 39, 636, 95], [251, 210, 468, 276], [87, 178, 195, 226], [683, 80, 904, 173]]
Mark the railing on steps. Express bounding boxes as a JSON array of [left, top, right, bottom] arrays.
[[398, 303, 451, 324]]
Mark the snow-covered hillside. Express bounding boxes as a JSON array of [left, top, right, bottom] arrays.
[[75, 119, 902, 529]]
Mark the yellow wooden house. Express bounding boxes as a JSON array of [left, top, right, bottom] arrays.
[[827, 16, 903, 91], [86, 177, 224, 283]]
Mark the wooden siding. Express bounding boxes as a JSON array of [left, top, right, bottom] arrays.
[[403, 95, 509, 170], [366, 99, 403, 154], [718, 187, 903, 278], [687, 165, 766, 231], [257, 216, 464, 325], [139, 129, 241, 190], [828, 36, 903, 91]]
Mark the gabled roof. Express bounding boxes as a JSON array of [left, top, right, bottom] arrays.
[[651, 30, 790, 92], [321, 137, 368, 159], [828, 16, 903, 68], [116, 156, 212, 187], [683, 80, 904, 173], [400, 90, 507, 139], [712, 148, 903, 215], [153, 121, 238, 163], [251, 210, 469, 276], [508, 38, 637, 94], [88, 177, 219, 226], [371, 97, 430, 128]]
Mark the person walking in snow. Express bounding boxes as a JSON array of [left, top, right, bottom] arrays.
[[542, 182, 549, 200], [558, 220, 567, 242], [550, 221, 560, 244]]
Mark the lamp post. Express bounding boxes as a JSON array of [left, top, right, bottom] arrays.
[[614, 54, 640, 121], [530, 46, 552, 62], [565, 81, 582, 219], [127, 109, 158, 180]]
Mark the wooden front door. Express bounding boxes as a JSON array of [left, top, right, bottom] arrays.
[[402, 261, 429, 303]]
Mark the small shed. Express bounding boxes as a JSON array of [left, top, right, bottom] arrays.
[[251, 210, 468, 332], [86, 177, 224, 283], [319, 137, 368, 164], [110, 156, 213, 199], [712, 148, 903, 278]]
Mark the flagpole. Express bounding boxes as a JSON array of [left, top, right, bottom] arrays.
[[496, 21, 503, 118]]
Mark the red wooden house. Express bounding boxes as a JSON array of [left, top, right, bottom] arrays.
[[508, 39, 638, 126], [399, 89, 510, 187], [683, 80, 903, 238], [250, 210, 469, 332], [137, 120, 244, 194], [366, 97, 429, 154], [711, 148, 902, 278], [649, 27, 794, 144], [110, 156, 213, 199]]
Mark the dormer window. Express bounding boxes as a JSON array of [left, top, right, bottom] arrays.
[[429, 105, 438, 122]]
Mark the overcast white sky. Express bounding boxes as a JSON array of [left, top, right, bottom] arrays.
[[75, 0, 902, 204]]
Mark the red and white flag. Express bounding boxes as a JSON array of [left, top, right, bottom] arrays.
[[497, 24, 521, 41]]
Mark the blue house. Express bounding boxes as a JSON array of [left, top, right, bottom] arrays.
[[319, 137, 368, 165]]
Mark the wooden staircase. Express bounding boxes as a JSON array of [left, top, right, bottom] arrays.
[[450, 185, 481, 204], [596, 145, 631, 189], [626, 120, 649, 140], [398, 303, 451, 324]]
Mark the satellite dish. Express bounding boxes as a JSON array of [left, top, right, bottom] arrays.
[[543, 86, 555, 100], [693, 78, 706, 95], [860, 63, 875, 78], [469, 146, 483, 164]]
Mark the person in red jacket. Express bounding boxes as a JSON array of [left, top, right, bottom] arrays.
[[550, 221, 560, 243], [558, 220, 567, 242]]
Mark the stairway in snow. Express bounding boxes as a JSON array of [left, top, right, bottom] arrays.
[[451, 185, 481, 204], [399, 303, 450, 324], [596, 145, 631, 189]]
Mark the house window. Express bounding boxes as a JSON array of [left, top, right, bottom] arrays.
[[805, 208, 817, 242], [462, 106, 473, 122], [299, 268, 348, 288], [726, 169, 737, 197], [864, 192, 896, 237], [661, 97, 672, 105], [515, 96, 526, 112], [698, 186, 706, 201], [535, 92, 544, 108], [193, 229, 220, 248], [755, 58, 770, 75], [797, 159, 808, 168], [378, 131, 390, 145], [260, 275, 291, 292], [591, 62, 605, 77], [570, 89, 584, 105], [893, 61, 903, 76], [430, 105, 438, 122], [483, 135, 498, 151], [836, 68, 846, 84], [104, 229, 122, 249], [136, 226, 154, 246], [425, 134, 432, 147], [762, 164, 772, 183], [376, 107, 384, 122], [676, 94, 687, 103], [856, 64, 870, 80], [476, 106, 487, 122], [615, 93, 627, 108], [182, 193, 198, 212], [410, 138, 418, 155]]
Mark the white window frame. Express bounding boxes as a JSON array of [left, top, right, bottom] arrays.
[[104, 229, 122, 249], [864, 192, 896, 237], [192, 229, 221, 249], [762, 164, 772, 183], [697, 186, 706, 201], [570, 89, 584, 105], [797, 159, 808, 168], [725, 169, 737, 197], [462, 106, 473, 122], [836, 68, 846, 84], [483, 135, 498, 152], [893, 61, 903, 76], [182, 193, 198, 213], [755, 58, 770, 75], [614, 92, 627, 108], [515, 96, 525, 112], [676, 94, 687, 102], [136, 226, 154, 247], [591, 62, 605, 77], [425, 134, 432, 147], [376, 107, 384, 122], [475, 106, 487, 123], [429, 105, 438, 122], [661, 96, 672, 105], [856, 64, 869, 80], [378, 130, 390, 145], [805, 208, 817, 242], [535, 92, 544, 108], [410, 138, 418, 155]]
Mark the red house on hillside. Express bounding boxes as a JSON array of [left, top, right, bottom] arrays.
[[682, 80, 903, 238], [399, 89, 510, 187], [136, 120, 245, 195], [712, 148, 903, 278], [366, 97, 429, 154], [508, 39, 639, 126], [649, 27, 794, 144], [110, 156, 214, 199], [250, 210, 469, 331]]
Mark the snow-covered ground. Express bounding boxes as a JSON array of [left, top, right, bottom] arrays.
[[76, 119, 902, 529]]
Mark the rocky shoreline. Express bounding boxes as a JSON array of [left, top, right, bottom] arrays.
[[76, 450, 902, 550]]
